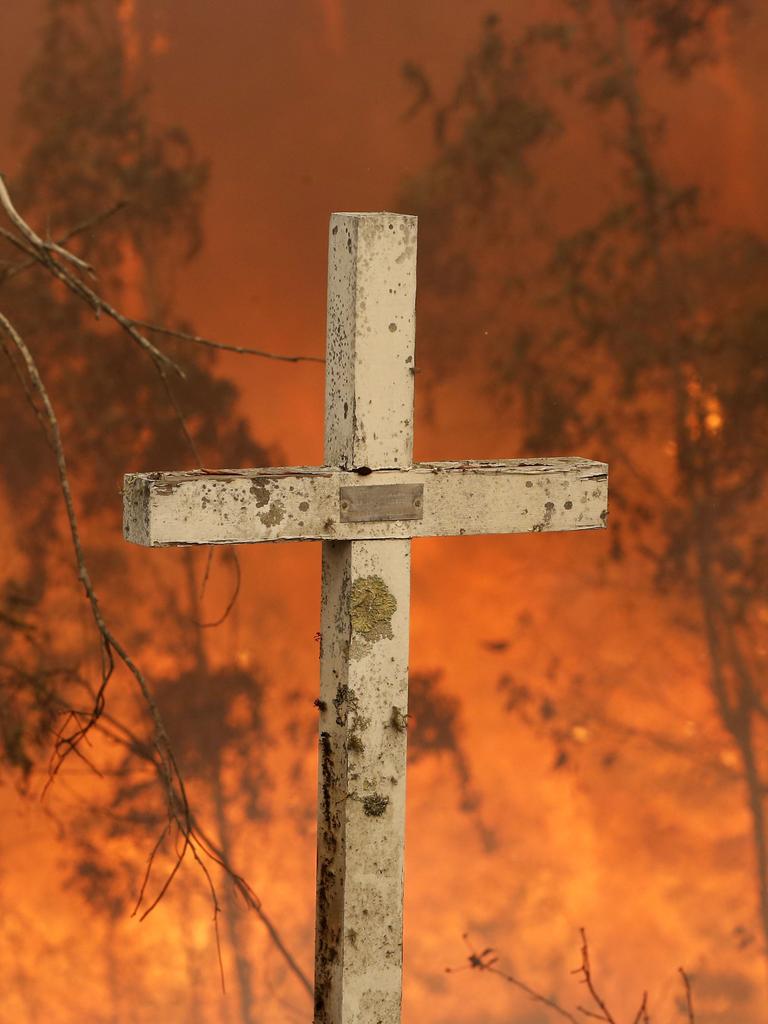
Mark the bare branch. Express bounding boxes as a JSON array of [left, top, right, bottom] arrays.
[[0, 313, 115, 745], [0, 179, 314, 1001], [0, 173, 94, 275], [157, 367, 204, 466], [679, 967, 695, 1024], [190, 816, 313, 998], [196, 547, 242, 629], [630, 992, 649, 1024], [0, 187, 183, 375], [80, 694, 314, 999], [0, 200, 127, 283], [0, 181, 324, 380], [0, 316, 199, 922], [447, 934, 579, 1023], [451, 931, 696, 1023], [134, 318, 324, 364], [573, 929, 616, 1023]]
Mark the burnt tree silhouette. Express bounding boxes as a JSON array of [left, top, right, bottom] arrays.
[[0, 1, 315, 1003], [80, 550, 272, 1024], [402, 0, 768, 1010], [0, 0, 265, 790]]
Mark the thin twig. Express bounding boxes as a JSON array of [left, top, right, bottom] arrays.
[[133, 319, 324, 364], [81, 691, 314, 999], [679, 967, 694, 1023], [453, 930, 696, 1024], [187, 836, 227, 993], [159, 373, 249, 628], [0, 190, 183, 375], [132, 824, 171, 916], [0, 189, 222, 572], [447, 934, 579, 1023], [2, 340, 46, 431], [0, 180, 314, 1001], [157, 367, 204, 466], [190, 817, 313, 998], [573, 929, 616, 1023], [0, 315, 114, 747], [196, 547, 241, 629], [0, 174, 93, 274], [0, 200, 127, 283], [200, 546, 215, 599], [0, 311, 190, 890], [630, 992, 649, 1024]]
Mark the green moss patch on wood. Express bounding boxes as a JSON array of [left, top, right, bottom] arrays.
[[350, 575, 397, 642]]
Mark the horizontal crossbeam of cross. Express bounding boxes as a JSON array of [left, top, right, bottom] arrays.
[[123, 457, 607, 547]]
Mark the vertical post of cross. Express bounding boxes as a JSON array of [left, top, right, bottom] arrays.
[[314, 213, 417, 1024]]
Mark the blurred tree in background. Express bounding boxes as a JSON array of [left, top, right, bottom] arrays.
[[3, 0, 768, 1019], [0, 0, 282, 1015], [403, 0, 768, 1013], [0, 0, 266, 787]]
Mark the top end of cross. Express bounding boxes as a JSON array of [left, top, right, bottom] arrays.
[[324, 212, 418, 472]]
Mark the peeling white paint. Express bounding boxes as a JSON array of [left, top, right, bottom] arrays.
[[324, 213, 416, 471], [123, 458, 608, 547], [316, 540, 410, 1024], [122, 211, 609, 1024]]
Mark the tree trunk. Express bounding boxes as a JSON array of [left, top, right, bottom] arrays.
[[609, 0, 768, 971], [739, 729, 768, 957], [182, 550, 256, 1022], [212, 773, 256, 1024]]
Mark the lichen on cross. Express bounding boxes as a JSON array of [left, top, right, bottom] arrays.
[[123, 212, 608, 1024]]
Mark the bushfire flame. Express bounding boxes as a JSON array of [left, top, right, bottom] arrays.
[[1, 3, 767, 1023]]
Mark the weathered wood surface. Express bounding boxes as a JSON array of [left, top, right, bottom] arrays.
[[324, 213, 417, 471], [315, 539, 410, 1024], [121, 209, 610, 1024], [123, 458, 608, 547], [316, 213, 417, 1024]]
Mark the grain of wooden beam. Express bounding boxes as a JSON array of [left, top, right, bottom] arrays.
[[123, 458, 608, 547]]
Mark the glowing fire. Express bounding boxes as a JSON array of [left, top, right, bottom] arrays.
[[685, 370, 725, 438], [1, 2, 767, 1022]]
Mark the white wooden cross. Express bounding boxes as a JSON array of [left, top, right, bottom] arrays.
[[123, 213, 608, 1024]]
